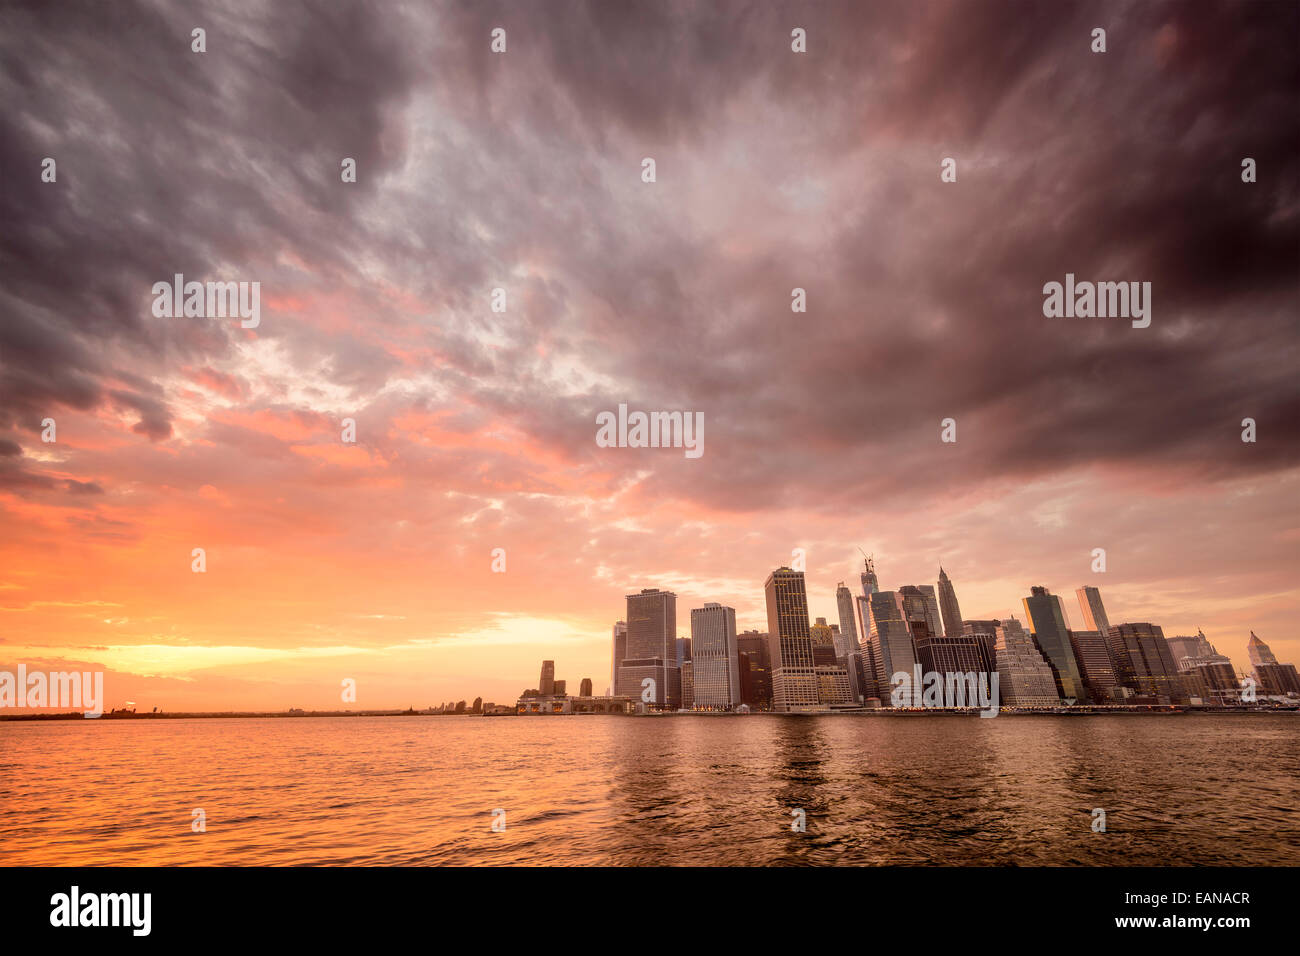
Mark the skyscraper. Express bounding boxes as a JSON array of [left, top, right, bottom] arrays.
[[1247, 632, 1300, 696], [835, 582, 859, 657], [620, 589, 680, 709], [1075, 586, 1112, 637], [579, 677, 593, 697], [995, 618, 1061, 707], [860, 553, 879, 600], [899, 582, 941, 642], [962, 620, 1001, 674], [539, 660, 556, 697], [914, 623, 986, 679], [1068, 629, 1119, 702], [1023, 586, 1087, 703], [1107, 622, 1188, 703], [736, 630, 772, 710], [1247, 630, 1278, 668], [937, 566, 962, 637], [611, 621, 627, 697], [690, 603, 740, 710], [866, 590, 919, 705], [899, 585, 941, 645], [1166, 628, 1220, 665], [810, 616, 838, 665], [676, 636, 693, 665], [764, 567, 819, 711]]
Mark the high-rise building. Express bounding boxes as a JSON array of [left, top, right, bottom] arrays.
[[860, 554, 880, 600], [1023, 586, 1087, 703], [897, 585, 943, 644], [866, 590, 918, 705], [1247, 631, 1279, 668], [1107, 622, 1188, 703], [1075, 586, 1112, 637], [579, 677, 593, 697], [690, 603, 740, 710], [1068, 629, 1120, 702], [962, 620, 1001, 674], [1256, 662, 1300, 696], [611, 621, 627, 697], [995, 619, 1061, 707], [1182, 660, 1239, 705], [764, 567, 819, 711], [539, 660, 556, 697], [815, 664, 853, 705], [680, 661, 694, 709], [552, 679, 566, 697], [810, 617, 839, 665], [844, 650, 876, 703], [835, 582, 859, 657], [913, 619, 985, 678], [736, 630, 772, 710], [620, 589, 680, 710], [1166, 628, 1219, 665], [676, 636, 692, 666], [937, 566, 963, 637], [1247, 632, 1300, 696]]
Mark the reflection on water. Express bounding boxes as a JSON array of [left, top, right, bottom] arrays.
[[0, 714, 1295, 865]]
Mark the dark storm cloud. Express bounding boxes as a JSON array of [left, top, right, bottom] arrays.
[[0, 0, 419, 432], [0, 0, 1296, 514]]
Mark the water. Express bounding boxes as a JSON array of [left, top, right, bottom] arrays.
[[1, 714, 1295, 866]]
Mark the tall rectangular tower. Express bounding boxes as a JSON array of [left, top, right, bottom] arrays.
[[1075, 586, 1112, 636], [611, 621, 627, 697], [690, 603, 739, 710], [835, 582, 859, 657], [867, 590, 919, 704], [620, 589, 679, 709], [937, 566, 963, 637], [764, 567, 818, 711], [1023, 586, 1086, 703]]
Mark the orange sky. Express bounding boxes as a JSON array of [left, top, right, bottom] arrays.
[[2, 2, 1297, 711]]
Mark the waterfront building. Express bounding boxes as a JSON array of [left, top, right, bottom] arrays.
[[619, 589, 681, 710], [764, 567, 819, 711], [1107, 623, 1188, 703], [690, 603, 740, 710], [994, 619, 1061, 707], [736, 630, 772, 710], [1068, 629, 1120, 702], [1023, 586, 1088, 703]]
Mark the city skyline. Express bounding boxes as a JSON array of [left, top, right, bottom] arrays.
[[2, 1, 1297, 713], [6, 552, 1291, 713]]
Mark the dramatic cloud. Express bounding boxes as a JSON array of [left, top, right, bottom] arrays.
[[0, 1, 1296, 708]]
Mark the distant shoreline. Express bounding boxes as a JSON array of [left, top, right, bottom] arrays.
[[2, 706, 1296, 722]]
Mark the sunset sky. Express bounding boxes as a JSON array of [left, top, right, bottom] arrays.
[[1, 0, 1297, 711]]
